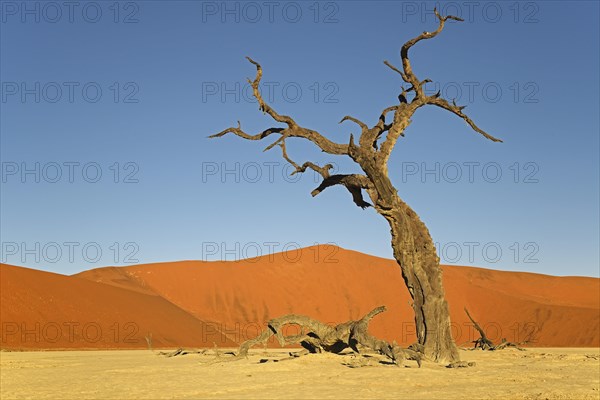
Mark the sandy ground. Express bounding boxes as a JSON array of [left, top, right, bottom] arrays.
[[1, 348, 599, 399]]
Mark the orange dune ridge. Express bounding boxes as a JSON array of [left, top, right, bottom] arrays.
[[1, 245, 598, 350]]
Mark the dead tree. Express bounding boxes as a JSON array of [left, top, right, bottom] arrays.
[[464, 307, 495, 350], [464, 308, 525, 351], [210, 9, 502, 363]]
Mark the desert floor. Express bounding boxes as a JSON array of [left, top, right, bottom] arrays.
[[1, 348, 599, 399]]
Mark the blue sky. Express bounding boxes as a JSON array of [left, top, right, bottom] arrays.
[[1, 1, 598, 277]]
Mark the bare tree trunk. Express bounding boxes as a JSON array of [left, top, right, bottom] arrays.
[[366, 167, 458, 363], [360, 160, 459, 363], [384, 202, 459, 363]]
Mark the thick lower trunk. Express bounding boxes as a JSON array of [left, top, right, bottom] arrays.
[[355, 154, 459, 363], [378, 198, 460, 363]]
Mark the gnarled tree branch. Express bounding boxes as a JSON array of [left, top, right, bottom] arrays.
[[209, 57, 349, 156], [397, 8, 463, 98], [311, 174, 373, 209], [375, 7, 500, 165], [209, 121, 285, 141], [426, 97, 503, 142], [278, 140, 333, 178], [340, 115, 369, 134], [362, 106, 398, 151]]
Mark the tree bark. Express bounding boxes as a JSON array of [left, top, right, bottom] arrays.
[[384, 202, 459, 363], [364, 167, 459, 363]]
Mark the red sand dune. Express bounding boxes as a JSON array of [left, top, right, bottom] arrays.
[[2, 245, 598, 349], [0, 264, 236, 349]]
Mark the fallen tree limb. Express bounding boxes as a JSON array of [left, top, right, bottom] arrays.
[[447, 361, 477, 368], [159, 348, 207, 357], [203, 306, 421, 367]]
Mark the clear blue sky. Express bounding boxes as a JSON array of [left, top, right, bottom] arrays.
[[1, 1, 598, 276]]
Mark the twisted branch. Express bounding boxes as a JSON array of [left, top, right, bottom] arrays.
[[375, 7, 500, 163], [426, 97, 503, 142], [398, 8, 463, 97], [339, 115, 369, 134], [209, 121, 285, 141], [209, 57, 348, 156], [311, 174, 373, 209], [278, 140, 332, 178]]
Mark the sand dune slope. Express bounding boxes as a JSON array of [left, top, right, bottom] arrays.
[[0, 264, 235, 349], [75, 245, 600, 348], [2, 246, 598, 349]]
